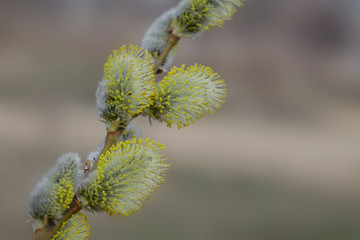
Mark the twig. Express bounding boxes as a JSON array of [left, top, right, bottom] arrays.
[[153, 29, 180, 73]]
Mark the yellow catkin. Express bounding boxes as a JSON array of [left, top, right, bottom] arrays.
[[51, 213, 90, 240], [81, 138, 170, 216], [173, 0, 245, 37], [147, 64, 226, 129], [98, 44, 155, 124]]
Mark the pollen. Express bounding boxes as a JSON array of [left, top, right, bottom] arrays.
[[28, 153, 82, 222], [51, 213, 90, 240]]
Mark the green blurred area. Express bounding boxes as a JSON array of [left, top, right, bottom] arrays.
[[85, 167, 360, 240], [1, 0, 360, 239]]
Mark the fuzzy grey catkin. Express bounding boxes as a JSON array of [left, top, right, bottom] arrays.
[[142, 8, 178, 70], [173, 0, 245, 38], [28, 153, 82, 225]]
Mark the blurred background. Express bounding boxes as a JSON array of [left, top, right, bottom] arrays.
[[1, 0, 360, 239]]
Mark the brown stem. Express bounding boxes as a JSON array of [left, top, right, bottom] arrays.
[[153, 30, 180, 73], [88, 120, 125, 173]]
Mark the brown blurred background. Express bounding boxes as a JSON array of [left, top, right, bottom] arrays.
[[1, 0, 360, 239]]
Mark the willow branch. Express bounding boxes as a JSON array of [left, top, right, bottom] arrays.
[[153, 30, 180, 73]]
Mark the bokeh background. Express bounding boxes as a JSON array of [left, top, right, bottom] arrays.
[[1, 0, 360, 239]]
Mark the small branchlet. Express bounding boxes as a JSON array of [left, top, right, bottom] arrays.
[[86, 123, 142, 170]]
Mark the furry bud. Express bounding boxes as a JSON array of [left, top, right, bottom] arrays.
[[29, 153, 82, 224], [81, 138, 170, 217]]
